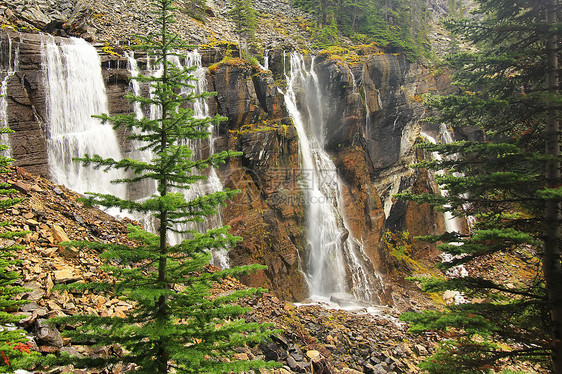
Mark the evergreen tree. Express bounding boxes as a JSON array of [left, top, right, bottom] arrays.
[[45, 0, 277, 372], [292, 0, 429, 57], [229, 0, 256, 58], [399, 0, 561, 372], [0, 128, 37, 372]]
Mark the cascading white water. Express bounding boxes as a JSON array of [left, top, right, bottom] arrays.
[[41, 36, 126, 200], [284, 52, 381, 303], [259, 49, 269, 71], [363, 89, 371, 141], [420, 126, 464, 235], [176, 50, 228, 268], [127, 50, 228, 268], [123, 51, 159, 235], [125, 51, 144, 120], [0, 34, 19, 154], [125, 51, 158, 198], [420, 127, 468, 304]]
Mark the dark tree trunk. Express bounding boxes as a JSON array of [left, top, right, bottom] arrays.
[[544, 0, 562, 372]]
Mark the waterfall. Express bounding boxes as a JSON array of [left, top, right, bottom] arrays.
[[177, 50, 228, 268], [420, 125, 464, 235], [363, 88, 371, 141], [259, 49, 269, 71], [264, 50, 269, 71], [41, 36, 126, 200], [125, 51, 158, 199], [127, 50, 228, 268], [0, 34, 19, 154], [125, 51, 144, 120], [420, 127, 469, 304], [284, 52, 381, 303]]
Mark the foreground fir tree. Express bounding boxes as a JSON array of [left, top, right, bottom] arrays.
[[46, 1, 277, 372], [399, 0, 561, 372], [0, 128, 37, 371]]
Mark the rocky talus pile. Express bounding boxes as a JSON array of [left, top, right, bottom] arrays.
[[0, 0, 314, 51], [0, 166, 436, 373]]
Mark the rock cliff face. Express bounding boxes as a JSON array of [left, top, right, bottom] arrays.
[[311, 50, 453, 273], [1, 32, 49, 177], [211, 61, 307, 300], [0, 29, 453, 302]]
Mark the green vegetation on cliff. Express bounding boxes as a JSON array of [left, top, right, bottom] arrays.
[[292, 0, 432, 57], [230, 0, 256, 58]]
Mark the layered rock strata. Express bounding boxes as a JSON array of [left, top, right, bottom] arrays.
[[1, 30, 452, 301]]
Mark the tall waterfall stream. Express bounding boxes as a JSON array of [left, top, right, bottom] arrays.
[[284, 52, 382, 304], [421, 125, 468, 304], [41, 36, 127, 202], [35, 39, 382, 303]]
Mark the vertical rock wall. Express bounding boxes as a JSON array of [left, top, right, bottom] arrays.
[[2, 32, 49, 177], [1, 30, 453, 301], [312, 52, 452, 277]]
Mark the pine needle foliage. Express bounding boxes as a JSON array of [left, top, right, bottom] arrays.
[[292, 0, 431, 58], [0, 128, 37, 372], [399, 0, 561, 372], [230, 0, 256, 41], [45, 1, 278, 372]]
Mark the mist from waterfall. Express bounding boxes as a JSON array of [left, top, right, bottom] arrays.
[[41, 36, 126, 200], [284, 52, 381, 303]]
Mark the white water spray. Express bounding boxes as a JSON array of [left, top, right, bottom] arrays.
[[420, 126, 464, 236], [128, 50, 228, 268], [0, 34, 19, 154], [178, 51, 228, 268], [259, 49, 269, 71], [125, 51, 144, 120], [41, 36, 126, 200], [421, 126, 468, 303], [284, 52, 381, 303]]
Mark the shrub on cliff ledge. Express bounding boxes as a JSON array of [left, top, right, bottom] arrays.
[[45, 0, 277, 372]]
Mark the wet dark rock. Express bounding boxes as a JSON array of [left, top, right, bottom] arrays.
[[35, 319, 63, 347], [413, 344, 428, 356], [287, 355, 311, 371], [260, 341, 287, 361]]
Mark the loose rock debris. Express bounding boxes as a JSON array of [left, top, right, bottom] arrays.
[[2, 167, 436, 373]]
